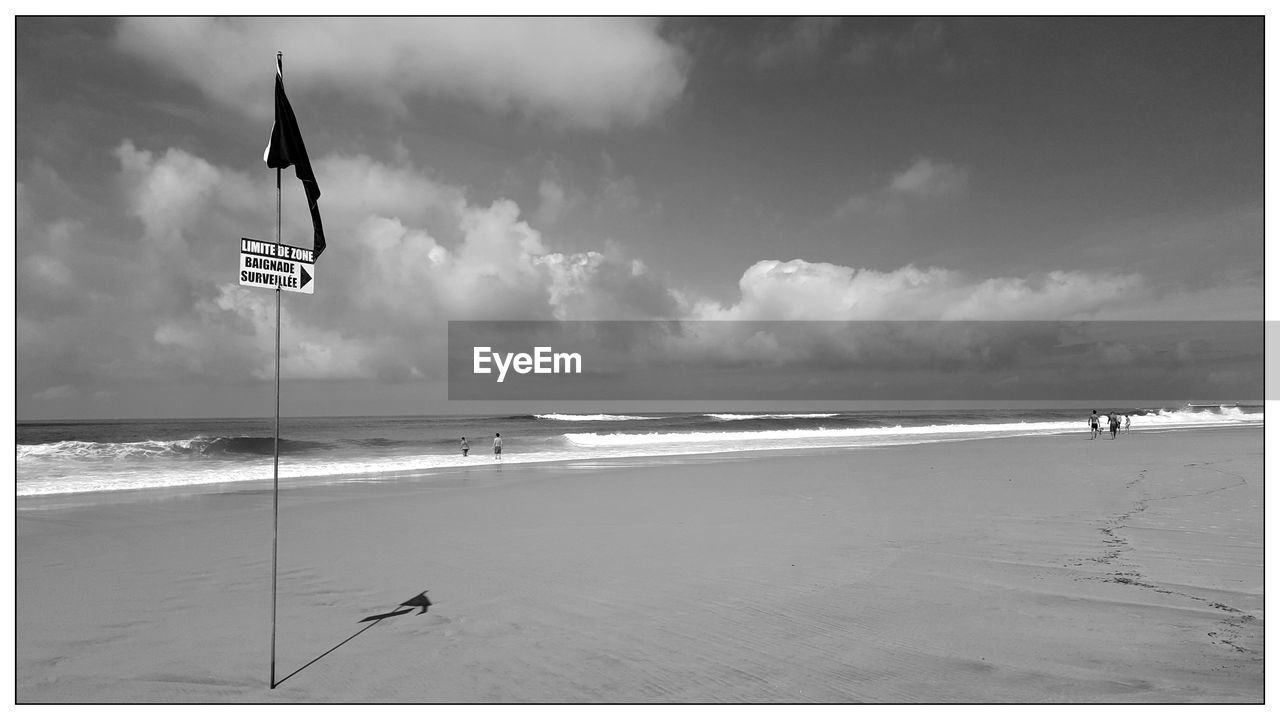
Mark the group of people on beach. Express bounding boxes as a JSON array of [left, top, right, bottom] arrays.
[[1089, 410, 1130, 439], [459, 433, 503, 458]]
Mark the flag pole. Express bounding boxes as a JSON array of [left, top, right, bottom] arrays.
[[270, 50, 283, 691]]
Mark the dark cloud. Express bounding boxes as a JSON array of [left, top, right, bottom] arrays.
[[114, 18, 690, 130]]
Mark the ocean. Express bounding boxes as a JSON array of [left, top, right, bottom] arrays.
[[16, 405, 1264, 498]]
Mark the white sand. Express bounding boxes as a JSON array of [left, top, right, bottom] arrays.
[[16, 428, 1263, 702]]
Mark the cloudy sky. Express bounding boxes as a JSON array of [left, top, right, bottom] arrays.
[[15, 17, 1264, 419]]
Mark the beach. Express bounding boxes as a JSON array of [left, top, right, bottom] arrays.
[[16, 426, 1263, 703]]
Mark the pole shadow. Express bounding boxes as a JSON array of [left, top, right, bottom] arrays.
[[273, 590, 433, 689]]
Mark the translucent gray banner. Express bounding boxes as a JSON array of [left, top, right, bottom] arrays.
[[447, 321, 1264, 401]]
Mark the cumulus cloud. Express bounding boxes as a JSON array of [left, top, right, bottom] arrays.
[[618, 257, 1155, 378], [153, 284, 375, 381], [538, 251, 684, 321], [607, 256, 1256, 399], [19, 133, 1166, 392], [20, 136, 1234, 406], [317, 154, 468, 225], [696, 259, 1145, 322], [39, 143, 690, 387], [17, 142, 273, 389], [114, 17, 689, 130], [116, 140, 259, 247], [326, 195, 684, 329]]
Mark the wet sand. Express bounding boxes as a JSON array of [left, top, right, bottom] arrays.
[[16, 427, 1263, 702]]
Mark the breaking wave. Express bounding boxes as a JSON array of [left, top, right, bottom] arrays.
[[568, 405, 1262, 449], [705, 413, 840, 421], [534, 413, 656, 422], [17, 436, 330, 460], [17, 404, 1261, 498]]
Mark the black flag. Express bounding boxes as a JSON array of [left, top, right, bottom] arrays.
[[264, 55, 326, 259]]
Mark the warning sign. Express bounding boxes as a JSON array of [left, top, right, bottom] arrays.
[[239, 237, 314, 294]]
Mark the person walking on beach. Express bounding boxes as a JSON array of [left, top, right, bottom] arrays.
[[493, 432, 503, 458], [460, 437, 469, 457], [1124, 415, 1131, 434], [1089, 410, 1100, 439], [1109, 413, 1120, 439]]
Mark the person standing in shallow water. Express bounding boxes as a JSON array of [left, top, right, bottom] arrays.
[[493, 432, 503, 458], [1089, 410, 1100, 439], [460, 437, 469, 457]]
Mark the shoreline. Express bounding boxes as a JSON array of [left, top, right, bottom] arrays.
[[16, 424, 1258, 510], [17, 427, 1263, 702]]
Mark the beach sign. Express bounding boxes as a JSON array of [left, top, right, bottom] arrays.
[[239, 237, 315, 294]]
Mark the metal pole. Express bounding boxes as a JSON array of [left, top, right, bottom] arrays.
[[270, 50, 283, 690]]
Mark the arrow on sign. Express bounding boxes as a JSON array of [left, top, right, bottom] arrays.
[[239, 237, 315, 294]]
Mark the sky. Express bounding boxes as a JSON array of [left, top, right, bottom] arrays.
[[14, 17, 1265, 420]]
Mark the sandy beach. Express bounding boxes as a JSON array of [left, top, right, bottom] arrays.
[[16, 427, 1262, 703]]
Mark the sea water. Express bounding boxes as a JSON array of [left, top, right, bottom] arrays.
[[16, 405, 1263, 497]]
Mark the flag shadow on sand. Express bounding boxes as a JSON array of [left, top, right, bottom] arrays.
[[359, 591, 433, 622], [274, 591, 432, 688]]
